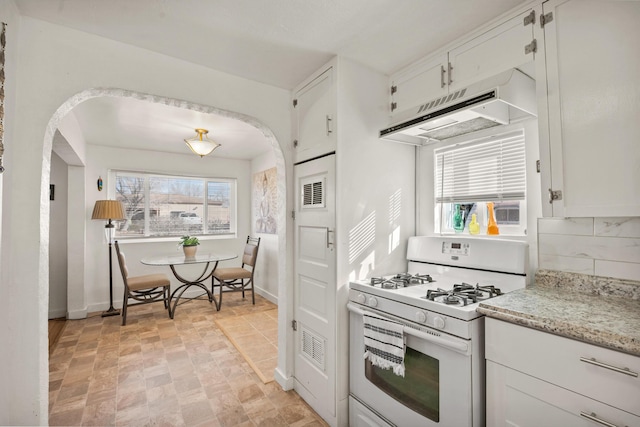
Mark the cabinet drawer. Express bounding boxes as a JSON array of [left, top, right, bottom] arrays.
[[485, 318, 640, 416], [487, 361, 640, 427], [349, 396, 394, 427]]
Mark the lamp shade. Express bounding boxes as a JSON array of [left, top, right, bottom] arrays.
[[92, 200, 126, 220], [184, 128, 221, 157]]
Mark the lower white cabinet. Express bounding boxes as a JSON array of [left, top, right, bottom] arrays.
[[485, 318, 640, 426]]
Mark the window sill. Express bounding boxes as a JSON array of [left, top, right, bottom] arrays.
[[437, 232, 527, 241], [115, 233, 237, 244]]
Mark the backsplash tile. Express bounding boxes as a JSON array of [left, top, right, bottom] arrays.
[[538, 254, 594, 275], [595, 260, 640, 282], [538, 217, 640, 282], [537, 217, 594, 236], [594, 217, 640, 237]]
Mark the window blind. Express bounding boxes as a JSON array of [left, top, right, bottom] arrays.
[[435, 130, 526, 203]]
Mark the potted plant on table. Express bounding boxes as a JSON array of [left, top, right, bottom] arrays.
[[178, 235, 200, 258]]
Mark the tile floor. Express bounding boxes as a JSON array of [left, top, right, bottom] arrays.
[[49, 293, 328, 426], [214, 310, 278, 384]]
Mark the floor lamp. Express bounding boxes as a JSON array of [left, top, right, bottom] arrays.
[[92, 200, 126, 317]]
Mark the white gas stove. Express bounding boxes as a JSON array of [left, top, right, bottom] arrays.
[[348, 236, 528, 427], [349, 236, 528, 334]]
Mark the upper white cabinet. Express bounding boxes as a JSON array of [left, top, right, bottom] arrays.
[[293, 65, 337, 163], [536, 0, 640, 217], [389, 53, 448, 121], [389, 7, 538, 121]]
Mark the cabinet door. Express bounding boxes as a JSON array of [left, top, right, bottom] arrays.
[[538, 0, 640, 217], [448, 8, 536, 92], [389, 53, 448, 121], [294, 66, 336, 163], [487, 361, 640, 427]]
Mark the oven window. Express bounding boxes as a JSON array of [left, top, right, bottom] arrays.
[[365, 347, 440, 422]]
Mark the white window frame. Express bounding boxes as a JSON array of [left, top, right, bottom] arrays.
[[434, 129, 527, 236], [109, 169, 237, 240]]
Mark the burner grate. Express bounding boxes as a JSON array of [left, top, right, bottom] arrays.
[[370, 273, 434, 288], [424, 283, 503, 306]]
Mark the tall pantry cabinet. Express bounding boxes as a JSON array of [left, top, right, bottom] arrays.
[[290, 58, 415, 427], [535, 0, 640, 217]]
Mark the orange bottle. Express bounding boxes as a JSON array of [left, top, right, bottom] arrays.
[[487, 202, 500, 235]]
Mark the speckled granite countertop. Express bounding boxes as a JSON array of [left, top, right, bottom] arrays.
[[477, 270, 640, 357]]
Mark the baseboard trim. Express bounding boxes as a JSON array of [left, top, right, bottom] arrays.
[[67, 308, 88, 320], [274, 367, 294, 390], [255, 287, 277, 305]]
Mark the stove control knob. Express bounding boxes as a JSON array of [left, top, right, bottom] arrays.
[[433, 316, 445, 329], [415, 311, 427, 323], [368, 297, 378, 308], [355, 293, 366, 304]]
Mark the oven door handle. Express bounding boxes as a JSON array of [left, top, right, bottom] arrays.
[[347, 303, 469, 354]]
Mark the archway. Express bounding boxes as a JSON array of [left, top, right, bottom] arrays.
[[42, 86, 289, 369]]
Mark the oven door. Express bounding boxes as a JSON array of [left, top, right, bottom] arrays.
[[349, 303, 476, 427]]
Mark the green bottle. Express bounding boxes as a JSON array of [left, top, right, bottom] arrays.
[[453, 204, 464, 233]]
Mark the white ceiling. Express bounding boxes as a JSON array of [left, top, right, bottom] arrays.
[[17, 0, 527, 159], [69, 96, 270, 159]]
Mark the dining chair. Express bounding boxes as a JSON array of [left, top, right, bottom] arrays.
[[114, 241, 171, 325], [211, 236, 261, 311]]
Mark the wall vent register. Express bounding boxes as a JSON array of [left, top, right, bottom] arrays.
[[302, 179, 325, 208], [301, 327, 326, 370]]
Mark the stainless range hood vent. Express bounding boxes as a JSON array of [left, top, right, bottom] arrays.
[[380, 69, 537, 145]]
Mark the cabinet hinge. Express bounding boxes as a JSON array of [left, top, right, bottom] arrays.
[[548, 188, 563, 203], [523, 10, 536, 26], [291, 210, 296, 220], [291, 320, 297, 331], [524, 39, 537, 55], [293, 99, 298, 108], [540, 12, 553, 28], [390, 85, 397, 95], [390, 102, 397, 112], [536, 160, 541, 173], [293, 139, 298, 148]]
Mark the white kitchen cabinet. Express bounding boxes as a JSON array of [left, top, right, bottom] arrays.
[[485, 318, 640, 426], [389, 53, 448, 121], [535, 0, 640, 217], [448, 8, 537, 93], [293, 65, 337, 163], [389, 7, 537, 121]]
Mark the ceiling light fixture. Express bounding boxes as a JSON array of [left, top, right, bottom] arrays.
[[184, 128, 221, 158]]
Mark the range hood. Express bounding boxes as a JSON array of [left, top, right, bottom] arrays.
[[380, 69, 537, 145]]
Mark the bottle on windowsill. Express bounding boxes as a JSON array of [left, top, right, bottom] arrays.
[[453, 204, 464, 233], [487, 202, 500, 235], [469, 213, 480, 235]]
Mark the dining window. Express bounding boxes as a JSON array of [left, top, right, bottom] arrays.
[[434, 129, 527, 236], [111, 170, 236, 238]]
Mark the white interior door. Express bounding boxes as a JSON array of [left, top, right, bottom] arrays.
[[293, 154, 336, 422]]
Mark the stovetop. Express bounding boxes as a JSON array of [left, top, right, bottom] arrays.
[[349, 264, 527, 322], [366, 274, 503, 305]]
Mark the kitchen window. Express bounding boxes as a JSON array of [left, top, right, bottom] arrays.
[[434, 129, 527, 236], [112, 170, 236, 238]]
